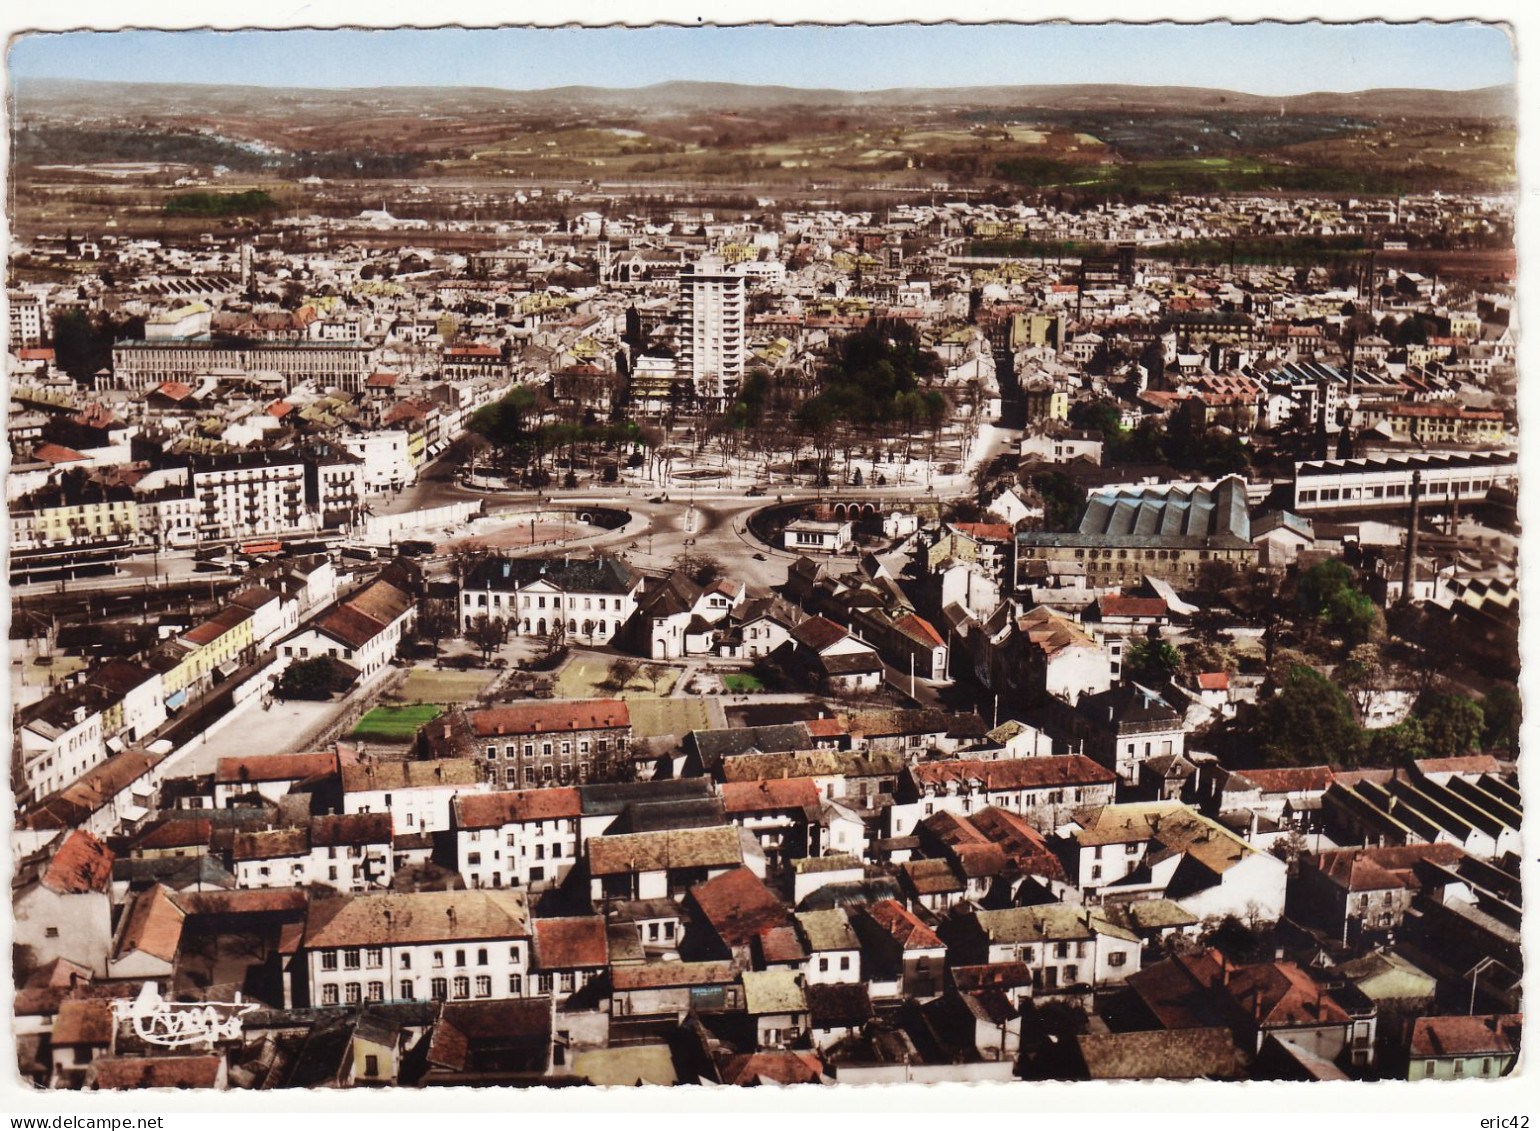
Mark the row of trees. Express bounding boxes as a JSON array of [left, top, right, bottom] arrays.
[[1243, 666, 1515, 768], [465, 385, 664, 484]]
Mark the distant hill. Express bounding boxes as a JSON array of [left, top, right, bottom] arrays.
[[14, 76, 1517, 122]]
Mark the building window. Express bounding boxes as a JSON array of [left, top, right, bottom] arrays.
[[453, 976, 470, 999], [345, 983, 361, 1005], [509, 973, 523, 995], [477, 947, 489, 966], [367, 981, 384, 1002], [400, 980, 415, 1000], [475, 976, 492, 998], [322, 985, 339, 1006], [366, 947, 383, 968], [431, 978, 448, 1000], [1108, 951, 1127, 968], [322, 952, 339, 971], [560, 972, 575, 994], [344, 948, 361, 970]]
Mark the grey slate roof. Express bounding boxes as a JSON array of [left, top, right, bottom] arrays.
[[462, 555, 638, 594]]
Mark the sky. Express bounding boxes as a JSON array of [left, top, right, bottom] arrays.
[[5, 21, 1516, 95]]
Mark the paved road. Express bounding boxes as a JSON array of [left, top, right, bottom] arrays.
[[404, 415, 1018, 595]]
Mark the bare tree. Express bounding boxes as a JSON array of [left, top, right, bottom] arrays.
[[416, 597, 458, 651], [467, 614, 509, 662]]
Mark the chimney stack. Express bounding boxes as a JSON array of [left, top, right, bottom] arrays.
[[1400, 470, 1423, 605]]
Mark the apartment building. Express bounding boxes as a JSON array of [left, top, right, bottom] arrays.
[[189, 451, 306, 540], [679, 256, 746, 412]]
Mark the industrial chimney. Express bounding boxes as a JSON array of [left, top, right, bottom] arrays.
[[1400, 470, 1423, 605]]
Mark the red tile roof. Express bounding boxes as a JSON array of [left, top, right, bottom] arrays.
[[1098, 596, 1169, 619], [455, 788, 583, 829], [383, 400, 429, 425], [315, 605, 389, 651], [33, 442, 89, 465], [1225, 959, 1351, 1028], [953, 522, 1014, 542], [719, 1051, 823, 1086], [863, 899, 943, 950], [1196, 672, 1230, 691], [721, 778, 821, 814], [170, 889, 309, 917], [533, 916, 610, 970], [42, 831, 116, 895], [115, 885, 187, 964], [92, 1055, 224, 1090], [215, 751, 338, 785], [688, 866, 792, 948], [471, 699, 629, 737], [895, 613, 946, 649], [344, 580, 414, 627], [53, 999, 115, 1046], [137, 819, 213, 852], [804, 717, 848, 738], [182, 605, 252, 647], [967, 806, 1068, 882], [610, 961, 737, 991], [791, 616, 849, 654], [1312, 843, 1467, 893], [910, 754, 1116, 792], [1410, 1015, 1522, 1058], [311, 812, 395, 848], [27, 957, 93, 989], [1235, 766, 1335, 793]]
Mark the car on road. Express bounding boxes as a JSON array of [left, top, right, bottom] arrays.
[[753, 552, 767, 561], [747, 486, 765, 497]]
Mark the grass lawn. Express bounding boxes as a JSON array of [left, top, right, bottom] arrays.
[[399, 668, 496, 704], [723, 673, 764, 693], [625, 696, 712, 739], [555, 658, 680, 700], [352, 704, 443, 741], [553, 657, 613, 699]]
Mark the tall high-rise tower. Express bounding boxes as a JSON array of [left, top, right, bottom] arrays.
[[679, 256, 745, 412]]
